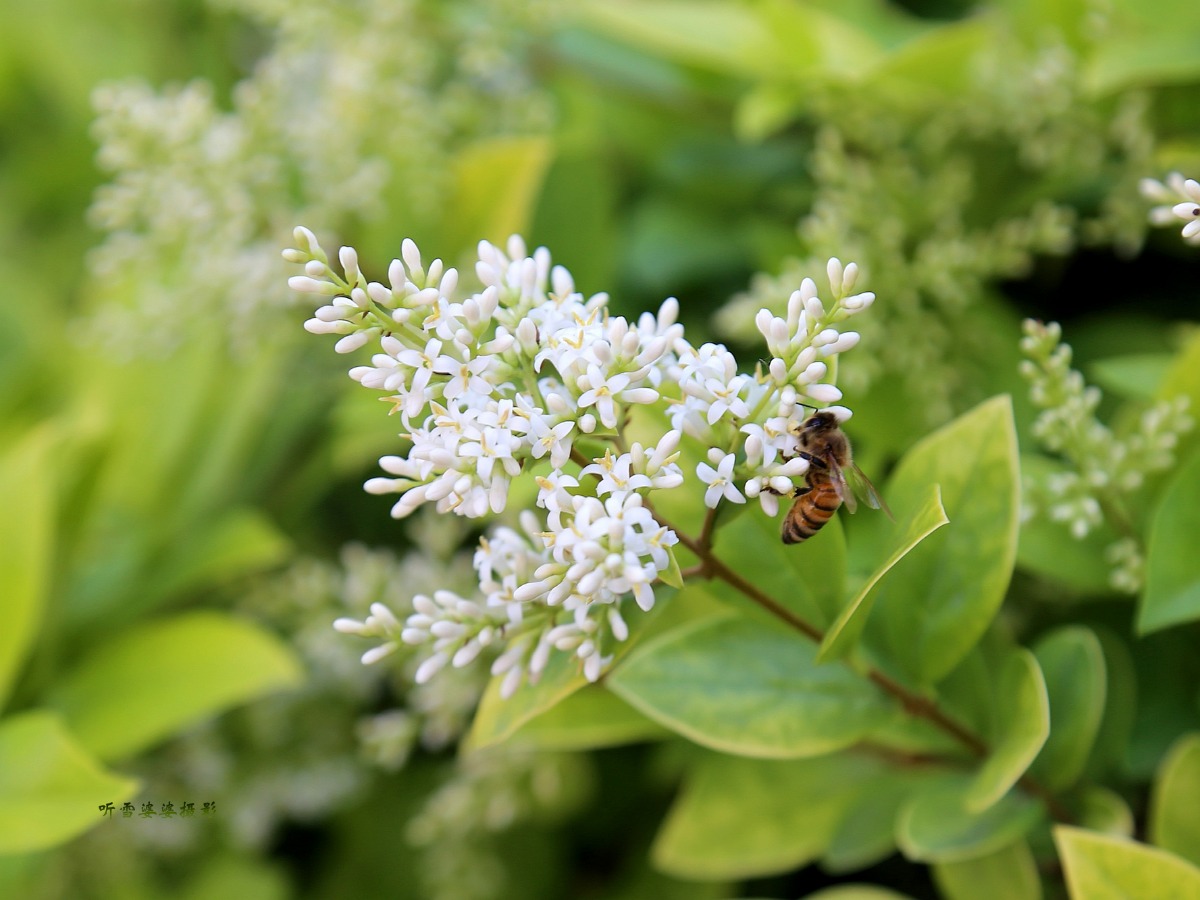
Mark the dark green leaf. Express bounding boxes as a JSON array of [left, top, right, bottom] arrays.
[[1139, 452, 1200, 634], [897, 775, 1043, 863], [965, 649, 1049, 812], [1088, 353, 1173, 400], [1030, 627, 1106, 790]]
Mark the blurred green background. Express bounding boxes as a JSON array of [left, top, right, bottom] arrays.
[[1, 0, 1198, 898]]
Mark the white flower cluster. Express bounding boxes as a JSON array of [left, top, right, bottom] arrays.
[[1142, 173, 1200, 245], [676, 258, 873, 514], [290, 230, 873, 693], [1019, 319, 1192, 590]]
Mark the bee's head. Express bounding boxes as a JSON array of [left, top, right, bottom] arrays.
[[802, 411, 840, 435]]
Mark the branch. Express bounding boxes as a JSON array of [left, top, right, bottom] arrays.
[[652, 506, 1074, 824]]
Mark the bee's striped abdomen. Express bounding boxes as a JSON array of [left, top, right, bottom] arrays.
[[781, 480, 842, 544]]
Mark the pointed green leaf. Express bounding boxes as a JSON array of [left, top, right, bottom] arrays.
[[818, 483, 948, 663], [0, 429, 56, 708], [933, 839, 1042, 900], [507, 685, 669, 751], [965, 649, 1049, 812], [0, 711, 139, 853], [660, 548, 684, 590], [609, 616, 893, 758], [653, 753, 884, 879], [1140, 452, 1200, 634], [1030, 627, 1106, 789], [48, 612, 302, 761], [897, 775, 1043, 863], [1150, 733, 1200, 866], [1056, 826, 1200, 900], [867, 396, 1020, 684]]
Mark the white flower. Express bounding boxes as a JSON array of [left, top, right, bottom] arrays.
[[524, 412, 575, 468], [697, 451, 745, 509], [292, 236, 877, 697], [1143, 173, 1200, 244]]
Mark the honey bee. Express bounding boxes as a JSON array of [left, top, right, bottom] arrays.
[[781, 411, 891, 544]]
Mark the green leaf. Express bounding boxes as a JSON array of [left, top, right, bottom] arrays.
[[660, 548, 684, 590], [897, 775, 1044, 863], [465, 640, 590, 752], [965, 649, 1049, 812], [609, 616, 893, 758], [1016, 456, 1119, 596], [442, 136, 553, 254], [507, 685, 669, 751], [801, 889, 916, 900], [1055, 826, 1200, 899], [1156, 330, 1200, 465], [1088, 353, 1173, 400], [710, 505, 846, 629], [152, 508, 291, 601], [176, 855, 290, 900], [652, 752, 883, 879], [866, 396, 1020, 684], [864, 18, 994, 101], [0, 428, 56, 708], [1030, 627, 1106, 790], [1139, 452, 1200, 634], [1084, 627, 1137, 783], [466, 589, 689, 750], [1083, 2, 1200, 94], [581, 0, 779, 79], [1150, 733, 1200, 866], [822, 772, 928, 873], [47, 612, 303, 761], [1077, 785, 1134, 838], [932, 839, 1042, 900], [0, 711, 139, 853], [818, 483, 948, 663]]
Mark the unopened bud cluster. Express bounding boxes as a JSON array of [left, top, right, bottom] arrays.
[[1019, 319, 1192, 591], [289, 229, 873, 694]]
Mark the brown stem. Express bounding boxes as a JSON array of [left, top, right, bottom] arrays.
[[653, 507, 1074, 824]]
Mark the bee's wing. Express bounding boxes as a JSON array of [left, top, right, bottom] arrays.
[[845, 463, 893, 520], [828, 460, 857, 514]]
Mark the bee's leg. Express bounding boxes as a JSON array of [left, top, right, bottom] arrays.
[[798, 451, 828, 470], [792, 485, 812, 498]]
